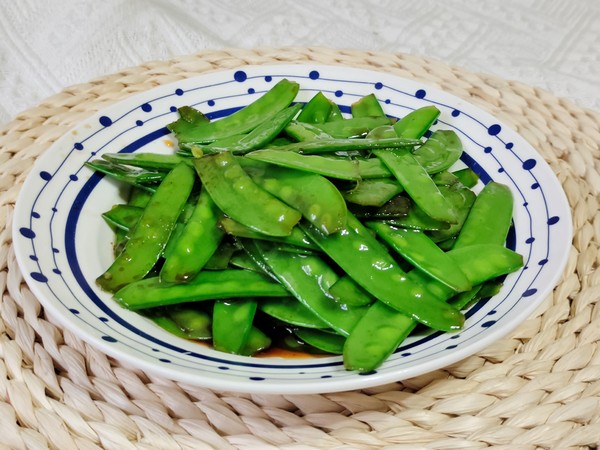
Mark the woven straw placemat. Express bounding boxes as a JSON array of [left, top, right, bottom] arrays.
[[1, 47, 599, 450]]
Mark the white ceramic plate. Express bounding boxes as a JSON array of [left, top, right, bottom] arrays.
[[13, 64, 571, 394]]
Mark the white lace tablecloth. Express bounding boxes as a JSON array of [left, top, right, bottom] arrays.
[[1, 0, 598, 127]]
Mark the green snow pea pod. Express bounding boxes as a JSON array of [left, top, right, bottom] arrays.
[[229, 251, 267, 274], [239, 158, 347, 234], [97, 162, 196, 293], [412, 130, 463, 174], [294, 328, 345, 354], [301, 212, 465, 332], [393, 105, 440, 139], [313, 116, 392, 138], [86, 159, 165, 190], [284, 121, 333, 141], [348, 195, 411, 219], [190, 103, 302, 155], [327, 100, 343, 121], [367, 222, 472, 292], [148, 315, 190, 339], [240, 327, 271, 356], [219, 216, 318, 250], [193, 152, 301, 237], [128, 186, 154, 208], [259, 297, 329, 329], [167, 78, 300, 144], [246, 149, 362, 180], [328, 275, 375, 307], [373, 149, 458, 224], [160, 187, 225, 282], [102, 204, 142, 231], [452, 168, 479, 188], [297, 91, 332, 124], [453, 182, 514, 248], [386, 202, 450, 231], [351, 94, 386, 118], [212, 298, 258, 354], [343, 300, 414, 372], [427, 184, 477, 242], [168, 306, 212, 340], [245, 240, 368, 336], [277, 136, 419, 155], [114, 269, 288, 310], [343, 179, 404, 206], [102, 152, 191, 171]]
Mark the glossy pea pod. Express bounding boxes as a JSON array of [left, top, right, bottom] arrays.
[[189, 103, 302, 155], [301, 212, 465, 332], [96, 162, 196, 293], [167, 78, 300, 144], [114, 269, 289, 310], [212, 299, 258, 354], [244, 239, 368, 337], [193, 152, 302, 237], [239, 158, 347, 235], [159, 186, 225, 283], [275, 136, 420, 155], [296, 91, 332, 124]]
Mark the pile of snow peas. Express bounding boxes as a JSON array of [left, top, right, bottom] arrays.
[[90, 79, 523, 372]]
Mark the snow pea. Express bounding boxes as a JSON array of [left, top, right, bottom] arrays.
[[453, 182, 514, 248], [277, 136, 419, 155], [259, 297, 329, 329], [412, 130, 463, 175], [351, 93, 386, 118], [452, 168, 479, 189], [148, 315, 190, 339], [97, 162, 196, 293], [343, 179, 404, 206], [427, 184, 476, 242], [246, 240, 368, 336], [85, 159, 164, 190], [167, 78, 300, 144], [393, 105, 440, 139], [203, 241, 238, 270], [348, 194, 411, 219], [190, 103, 302, 155], [294, 328, 345, 354], [313, 116, 392, 138], [297, 91, 332, 124], [239, 158, 347, 235], [168, 306, 212, 340], [193, 152, 302, 236], [219, 216, 318, 250], [367, 222, 472, 292], [301, 212, 465, 332], [114, 269, 289, 310], [343, 300, 414, 372], [373, 149, 458, 224], [102, 204, 142, 231], [386, 203, 450, 231], [284, 121, 333, 141], [212, 299, 257, 354], [160, 187, 225, 282], [246, 149, 394, 180], [328, 275, 375, 307], [102, 152, 191, 171], [327, 100, 343, 121], [240, 327, 271, 356], [128, 186, 153, 208]]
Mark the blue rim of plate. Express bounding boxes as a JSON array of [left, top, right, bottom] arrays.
[[12, 64, 572, 394]]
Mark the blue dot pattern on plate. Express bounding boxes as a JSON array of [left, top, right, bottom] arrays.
[[13, 64, 569, 390], [99, 116, 112, 127]]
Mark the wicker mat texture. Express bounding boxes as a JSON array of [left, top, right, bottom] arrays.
[[1, 47, 599, 450]]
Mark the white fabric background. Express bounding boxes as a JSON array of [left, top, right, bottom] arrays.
[[0, 0, 598, 127]]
